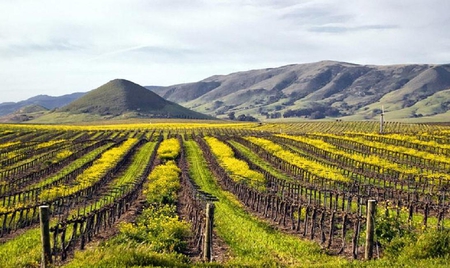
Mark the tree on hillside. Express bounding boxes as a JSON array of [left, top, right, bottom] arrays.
[[237, 114, 258, 122]]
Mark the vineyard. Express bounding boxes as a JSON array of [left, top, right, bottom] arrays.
[[1, 121, 450, 267]]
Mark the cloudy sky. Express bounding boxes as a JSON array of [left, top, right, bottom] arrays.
[[1, 0, 449, 102]]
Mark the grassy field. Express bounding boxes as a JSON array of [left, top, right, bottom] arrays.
[[0, 121, 450, 267]]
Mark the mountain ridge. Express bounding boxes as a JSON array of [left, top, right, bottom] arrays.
[[0, 104, 49, 123], [0, 92, 84, 116], [147, 61, 450, 121], [2, 61, 450, 122]]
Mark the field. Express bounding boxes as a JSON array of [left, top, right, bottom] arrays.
[[1, 121, 450, 267]]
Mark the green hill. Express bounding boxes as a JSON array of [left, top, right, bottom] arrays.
[[33, 79, 212, 123]]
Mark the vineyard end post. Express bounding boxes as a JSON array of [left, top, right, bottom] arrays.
[[365, 200, 376, 260], [40, 205, 52, 267], [203, 202, 215, 262], [379, 106, 384, 134]]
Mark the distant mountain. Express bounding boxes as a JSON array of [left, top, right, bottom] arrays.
[[0, 92, 85, 116], [4, 61, 450, 123], [147, 61, 450, 121], [0, 104, 49, 123], [32, 79, 212, 123]]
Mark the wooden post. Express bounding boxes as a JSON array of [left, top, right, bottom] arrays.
[[40, 206, 52, 267], [379, 106, 384, 134], [365, 200, 376, 260], [203, 203, 214, 262]]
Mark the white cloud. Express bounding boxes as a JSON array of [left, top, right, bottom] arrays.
[[0, 0, 449, 102]]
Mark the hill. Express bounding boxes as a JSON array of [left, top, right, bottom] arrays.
[[148, 61, 450, 121], [3, 61, 450, 123], [32, 79, 212, 123], [0, 92, 84, 116], [0, 104, 49, 123]]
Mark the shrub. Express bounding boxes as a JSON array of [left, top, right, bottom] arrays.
[[400, 229, 450, 260], [145, 160, 180, 204], [119, 205, 190, 253], [157, 138, 180, 160]]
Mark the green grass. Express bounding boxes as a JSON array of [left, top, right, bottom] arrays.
[[0, 144, 155, 267], [185, 139, 450, 267], [0, 216, 79, 267], [228, 140, 291, 181], [26, 143, 113, 190], [64, 141, 191, 268], [30, 111, 105, 124], [64, 242, 191, 268], [75, 141, 156, 215], [0, 228, 42, 267], [184, 139, 348, 267], [0, 143, 114, 213], [2, 124, 450, 268], [0, 222, 190, 268], [0, 142, 157, 268]]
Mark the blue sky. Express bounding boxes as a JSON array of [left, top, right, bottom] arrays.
[[1, 0, 449, 102]]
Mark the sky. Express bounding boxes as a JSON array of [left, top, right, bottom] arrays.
[[1, 0, 449, 103]]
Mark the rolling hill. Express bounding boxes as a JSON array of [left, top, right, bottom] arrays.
[[32, 79, 212, 123], [0, 92, 84, 116], [2, 61, 450, 123], [0, 104, 49, 123], [147, 61, 450, 121]]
